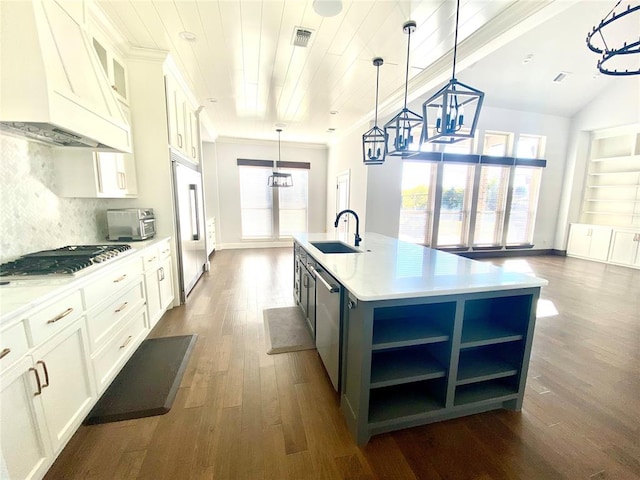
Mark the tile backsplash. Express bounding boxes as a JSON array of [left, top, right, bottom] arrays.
[[0, 134, 113, 262]]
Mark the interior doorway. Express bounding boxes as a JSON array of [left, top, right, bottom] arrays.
[[335, 170, 350, 237]]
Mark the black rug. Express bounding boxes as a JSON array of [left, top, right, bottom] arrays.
[[85, 334, 197, 425]]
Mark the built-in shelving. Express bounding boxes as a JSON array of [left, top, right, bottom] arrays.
[[454, 378, 519, 406], [369, 379, 446, 424], [581, 125, 640, 228], [371, 345, 447, 388], [456, 345, 521, 385]]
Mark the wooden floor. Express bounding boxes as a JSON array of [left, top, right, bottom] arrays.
[[46, 249, 640, 480]]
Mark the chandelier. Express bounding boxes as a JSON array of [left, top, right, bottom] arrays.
[[421, 0, 484, 144], [267, 129, 293, 188], [363, 57, 387, 165], [586, 1, 640, 76], [383, 21, 423, 157]]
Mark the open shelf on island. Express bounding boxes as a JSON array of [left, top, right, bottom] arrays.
[[369, 379, 446, 424], [461, 295, 531, 348], [456, 345, 521, 385], [372, 302, 454, 350], [371, 344, 447, 389], [454, 378, 519, 407]]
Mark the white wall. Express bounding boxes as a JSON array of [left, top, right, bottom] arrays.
[[555, 77, 640, 249], [213, 137, 328, 248], [201, 141, 220, 245], [362, 106, 571, 250]]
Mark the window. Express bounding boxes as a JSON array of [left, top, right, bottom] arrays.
[[398, 132, 547, 250], [238, 160, 309, 240], [506, 166, 542, 245], [473, 164, 510, 246], [437, 163, 474, 247], [399, 162, 437, 244]]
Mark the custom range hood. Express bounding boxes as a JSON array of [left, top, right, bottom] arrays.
[[0, 0, 131, 152]]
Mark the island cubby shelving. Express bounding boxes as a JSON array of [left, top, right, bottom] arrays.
[[340, 288, 539, 445]]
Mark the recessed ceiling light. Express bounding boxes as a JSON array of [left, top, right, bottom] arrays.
[[330, 110, 338, 115], [179, 31, 197, 42], [206, 98, 217, 103], [327, 128, 336, 133], [312, 0, 342, 17], [275, 122, 287, 128]]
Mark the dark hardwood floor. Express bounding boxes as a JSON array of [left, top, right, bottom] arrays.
[[45, 249, 640, 479]]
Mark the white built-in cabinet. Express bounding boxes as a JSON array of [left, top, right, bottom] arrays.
[[90, 27, 129, 105], [142, 239, 175, 329], [165, 72, 200, 163], [53, 103, 138, 198], [569, 124, 640, 269]]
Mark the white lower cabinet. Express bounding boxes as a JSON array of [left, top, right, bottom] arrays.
[[32, 318, 95, 454], [0, 356, 52, 480], [608, 230, 640, 267], [143, 240, 175, 329], [567, 224, 612, 261]]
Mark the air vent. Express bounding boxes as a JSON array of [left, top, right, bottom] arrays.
[[292, 27, 313, 47], [552, 71, 570, 83]]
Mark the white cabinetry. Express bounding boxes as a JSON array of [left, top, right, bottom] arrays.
[[53, 104, 138, 198], [0, 355, 52, 480], [165, 72, 200, 163], [581, 125, 640, 227], [608, 229, 640, 268], [90, 29, 129, 105], [567, 224, 612, 261], [206, 217, 216, 256], [143, 239, 175, 329]]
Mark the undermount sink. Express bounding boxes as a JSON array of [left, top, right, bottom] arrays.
[[310, 241, 361, 254]]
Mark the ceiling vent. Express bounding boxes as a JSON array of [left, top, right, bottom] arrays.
[[292, 27, 313, 47]]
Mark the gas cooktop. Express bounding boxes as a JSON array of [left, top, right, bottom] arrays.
[[0, 244, 132, 279]]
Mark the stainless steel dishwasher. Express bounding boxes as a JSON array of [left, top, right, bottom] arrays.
[[313, 267, 341, 391]]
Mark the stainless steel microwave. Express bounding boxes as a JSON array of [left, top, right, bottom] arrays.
[[107, 208, 156, 241]]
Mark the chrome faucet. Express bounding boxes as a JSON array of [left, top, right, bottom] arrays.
[[334, 209, 361, 247]]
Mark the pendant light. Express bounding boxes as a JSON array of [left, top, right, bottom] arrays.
[[384, 21, 423, 157], [363, 57, 387, 165], [268, 129, 293, 188], [586, 1, 640, 76], [421, 0, 484, 145]]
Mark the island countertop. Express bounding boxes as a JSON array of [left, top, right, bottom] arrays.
[[293, 232, 547, 301]]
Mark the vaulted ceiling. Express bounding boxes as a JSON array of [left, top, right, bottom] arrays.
[[96, 0, 636, 144]]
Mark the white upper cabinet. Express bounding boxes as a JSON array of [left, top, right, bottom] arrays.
[[91, 36, 129, 105], [164, 71, 200, 164]]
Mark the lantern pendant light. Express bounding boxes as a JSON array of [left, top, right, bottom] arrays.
[[421, 0, 484, 145], [268, 129, 293, 188], [363, 57, 387, 165], [384, 21, 423, 157]]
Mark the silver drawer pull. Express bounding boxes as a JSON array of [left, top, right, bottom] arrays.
[[47, 307, 73, 324], [120, 335, 133, 350], [113, 274, 127, 283], [29, 367, 42, 396], [0, 348, 10, 360], [147, 256, 157, 263], [115, 302, 129, 313], [37, 360, 50, 388]]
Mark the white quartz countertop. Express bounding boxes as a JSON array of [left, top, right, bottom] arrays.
[[293, 232, 548, 301], [0, 237, 170, 326]]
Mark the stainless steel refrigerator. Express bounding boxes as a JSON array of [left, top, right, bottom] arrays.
[[171, 150, 207, 303]]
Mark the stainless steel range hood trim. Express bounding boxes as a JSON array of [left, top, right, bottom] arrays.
[[0, 0, 132, 152]]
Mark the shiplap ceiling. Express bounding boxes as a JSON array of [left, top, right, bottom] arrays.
[[96, 0, 631, 144]]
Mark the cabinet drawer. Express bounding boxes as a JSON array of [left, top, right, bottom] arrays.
[[158, 240, 171, 259], [0, 321, 29, 371], [27, 291, 84, 346], [86, 280, 145, 352], [92, 307, 147, 393], [83, 257, 143, 307], [142, 248, 160, 271]]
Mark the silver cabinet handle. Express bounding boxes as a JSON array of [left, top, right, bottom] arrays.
[[36, 360, 50, 388], [29, 367, 42, 396], [47, 307, 73, 324], [115, 302, 128, 313], [120, 335, 133, 350], [0, 348, 10, 360], [113, 274, 127, 283], [147, 256, 157, 263], [177, 133, 183, 148], [192, 146, 196, 158]]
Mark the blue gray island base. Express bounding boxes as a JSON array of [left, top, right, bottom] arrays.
[[340, 287, 540, 445]]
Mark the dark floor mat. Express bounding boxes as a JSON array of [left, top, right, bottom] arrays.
[[85, 334, 197, 425]]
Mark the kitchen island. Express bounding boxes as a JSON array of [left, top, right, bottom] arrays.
[[293, 232, 547, 445]]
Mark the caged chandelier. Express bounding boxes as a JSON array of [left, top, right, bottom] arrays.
[[362, 57, 387, 165], [586, 1, 640, 76], [421, 0, 484, 144], [267, 129, 293, 188], [384, 21, 423, 157]]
